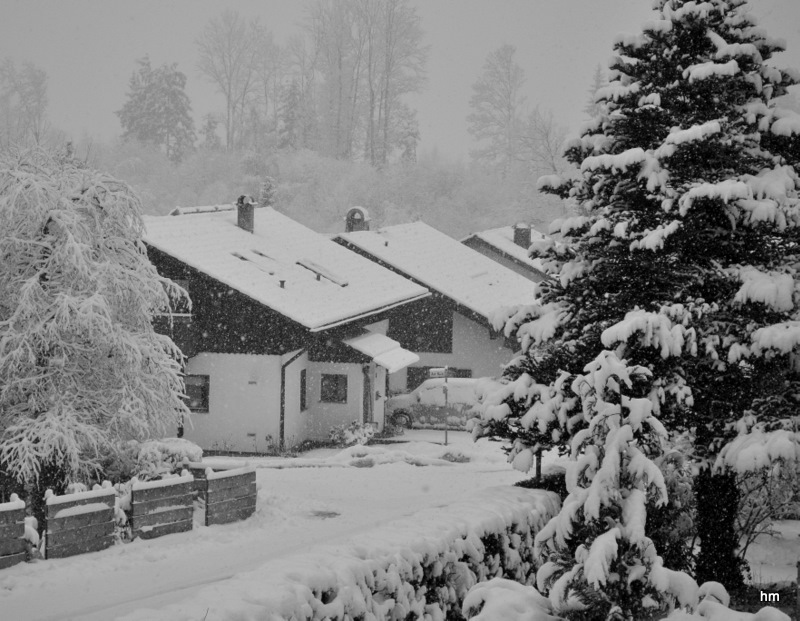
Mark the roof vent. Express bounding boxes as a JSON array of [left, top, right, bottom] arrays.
[[513, 222, 532, 248], [344, 206, 370, 232], [237, 195, 256, 233]]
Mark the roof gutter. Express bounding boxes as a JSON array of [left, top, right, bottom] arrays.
[[280, 348, 306, 449], [308, 291, 431, 333]]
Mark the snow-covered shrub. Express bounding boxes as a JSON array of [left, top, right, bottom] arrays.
[[328, 421, 375, 447], [96, 438, 202, 483], [664, 581, 790, 621], [463, 578, 561, 621], [135, 438, 202, 480], [95, 440, 141, 484]]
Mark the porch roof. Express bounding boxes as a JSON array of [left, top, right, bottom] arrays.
[[341, 331, 419, 374]]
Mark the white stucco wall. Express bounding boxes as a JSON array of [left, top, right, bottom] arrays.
[[389, 311, 513, 392], [305, 362, 365, 440], [184, 353, 282, 453], [183, 351, 392, 452]]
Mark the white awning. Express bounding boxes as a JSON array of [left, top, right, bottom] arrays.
[[342, 331, 419, 374]]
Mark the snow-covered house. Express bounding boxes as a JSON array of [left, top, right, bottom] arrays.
[[333, 221, 537, 392], [460, 223, 549, 283], [143, 203, 428, 452]]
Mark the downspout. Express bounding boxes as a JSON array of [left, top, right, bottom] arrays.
[[280, 349, 306, 449]]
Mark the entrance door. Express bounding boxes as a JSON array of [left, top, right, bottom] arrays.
[[361, 365, 373, 424]]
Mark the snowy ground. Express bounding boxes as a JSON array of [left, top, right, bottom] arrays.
[[0, 430, 549, 621], [1, 430, 796, 620], [746, 521, 800, 586]]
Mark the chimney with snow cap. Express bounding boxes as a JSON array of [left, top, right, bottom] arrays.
[[344, 206, 370, 232], [237, 195, 255, 233], [512, 222, 532, 248]]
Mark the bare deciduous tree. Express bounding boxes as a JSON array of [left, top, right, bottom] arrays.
[[196, 10, 263, 150], [0, 58, 49, 147], [305, 0, 427, 164], [517, 106, 569, 176], [467, 44, 526, 174]]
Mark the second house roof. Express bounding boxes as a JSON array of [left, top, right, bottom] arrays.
[[334, 221, 537, 323]]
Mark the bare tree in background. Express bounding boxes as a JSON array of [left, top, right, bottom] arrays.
[[518, 106, 568, 176], [372, 0, 426, 166], [305, 0, 362, 159], [254, 34, 288, 150], [584, 64, 607, 119], [467, 44, 526, 175], [305, 0, 427, 165], [0, 58, 49, 148], [280, 35, 318, 150], [196, 11, 263, 151]]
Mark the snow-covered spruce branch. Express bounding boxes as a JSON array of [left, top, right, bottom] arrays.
[[533, 351, 697, 619]]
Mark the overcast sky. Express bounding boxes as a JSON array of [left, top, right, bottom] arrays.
[[3, 0, 799, 159]]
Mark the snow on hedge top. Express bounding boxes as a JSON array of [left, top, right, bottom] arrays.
[[45, 485, 115, 506], [115, 486, 559, 621], [460, 225, 548, 277], [206, 465, 256, 480], [131, 472, 193, 491], [336, 222, 537, 323], [144, 207, 429, 332]]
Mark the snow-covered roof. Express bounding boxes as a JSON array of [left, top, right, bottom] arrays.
[[335, 222, 537, 322], [461, 225, 548, 275], [144, 207, 430, 332]]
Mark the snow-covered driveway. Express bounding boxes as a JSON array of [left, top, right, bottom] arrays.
[[0, 431, 535, 621]]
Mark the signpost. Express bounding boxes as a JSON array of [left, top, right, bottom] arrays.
[[429, 366, 450, 445]]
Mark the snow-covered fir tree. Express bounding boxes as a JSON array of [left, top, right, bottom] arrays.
[[0, 148, 189, 525], [117, 56, 196, 163], [477, 0, 800, 597]]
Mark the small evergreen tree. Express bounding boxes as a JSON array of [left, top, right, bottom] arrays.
[[0, 148, 189, 527], [199, 114, 223, 151], [278, 79, 302, 150], [117, 56, 197, 163], [478, 0, 800, 596], [534, 352, 697, 619]]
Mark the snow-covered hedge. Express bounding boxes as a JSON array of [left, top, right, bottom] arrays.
[[462, 579, 791, 621], [117, 487, 560, 621]]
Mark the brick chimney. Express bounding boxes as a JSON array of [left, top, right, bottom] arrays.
[[344, 206, 370, 232], [237, 195, 255, 233], [512, 222, 532, 248]]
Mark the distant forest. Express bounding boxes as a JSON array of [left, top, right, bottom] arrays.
[[1, 0, 607, 237]]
